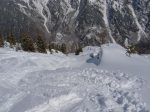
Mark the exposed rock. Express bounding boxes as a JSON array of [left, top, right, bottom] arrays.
[[0, 0, 150, 49]]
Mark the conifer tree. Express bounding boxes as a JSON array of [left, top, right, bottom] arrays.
[[75, 45, 83, 55], [7, 32, 16, 48], [61, 43, 67, 54], [21, 33, 35, 52], [36, 35, 46, 53], [15, 37, 22, 51], [48, 43, 52, 53], [49, 43, 55, 53], [0, 33, 4, 47]]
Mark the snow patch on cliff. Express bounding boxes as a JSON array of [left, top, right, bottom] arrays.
[[18, 0, 51, 33], [127, 4, 147, 41], [100, 0, 116, 43]]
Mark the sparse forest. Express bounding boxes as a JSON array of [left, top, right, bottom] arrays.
[[0, 32, 84, 55], [1, 31, 150, 56], [0, 33, 4, 47]]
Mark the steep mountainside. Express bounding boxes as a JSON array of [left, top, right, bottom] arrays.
[[0, 0, 150, 47]]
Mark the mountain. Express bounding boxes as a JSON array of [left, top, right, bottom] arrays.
[[0, 0, 150, 47]]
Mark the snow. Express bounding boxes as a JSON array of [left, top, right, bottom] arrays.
[[112, 1, 120, 11], [56, 33, 63, 42], [100, 44, 150, 110], [0, 44, 150, 112], [25, 93, 82, 112], [124, 38, 129, 47], [0, 92, 26, 112]]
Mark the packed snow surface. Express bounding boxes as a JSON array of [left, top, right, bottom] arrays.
[[0, 44, 150, 112]]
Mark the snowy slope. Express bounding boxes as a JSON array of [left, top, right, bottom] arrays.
[[0, 44, 150, 112], [100, 44, 150, 109]]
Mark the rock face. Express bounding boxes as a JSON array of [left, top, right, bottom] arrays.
[[0, 0, 150, 46]]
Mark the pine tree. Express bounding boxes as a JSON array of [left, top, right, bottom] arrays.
[[48, 43, 52, 53], [61, 43, 67, 54], [36, 35, 46, 53], [21, 34, 35, 52], [7, 32, 16, 48], [0, 33, 4, 47], [49, 43, 55, 53], [75, 45, 83, 55]]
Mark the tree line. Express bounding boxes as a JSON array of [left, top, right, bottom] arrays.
[[0, 32, 83, 55]]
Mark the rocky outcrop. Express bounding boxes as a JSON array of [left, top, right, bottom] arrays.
[[0, 0, 150, 48]]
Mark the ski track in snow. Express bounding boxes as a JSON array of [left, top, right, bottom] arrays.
[[0, 92, 26, 112], [25, 93, 82, 112], [0, 44, 150, 112]]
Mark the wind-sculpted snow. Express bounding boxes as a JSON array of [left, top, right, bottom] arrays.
[[0, 46, 149, 112]]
